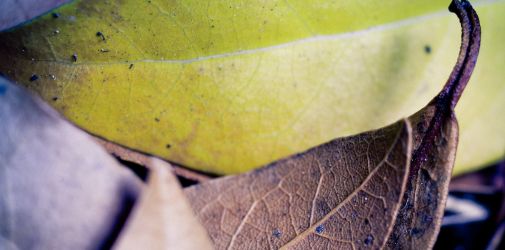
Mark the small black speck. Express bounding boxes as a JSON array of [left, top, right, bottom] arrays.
[[72, 53, 78, 62], [411, 228, 422, 237], [155, 118, 160, 122], [129, 64, 134, 69], [315, 225, 324, 234], [52, 13, 60, 18], [364, 218, 369, 225], [166, 144, 171, 149], [424, 45, 432, 54], [52, 96, 59, 101], [272, 229, 282, 238], [96, 31, 106, 41], [29, 74, 39, 81], [423, 215, 433, 223], [364, 235, 374, 246]]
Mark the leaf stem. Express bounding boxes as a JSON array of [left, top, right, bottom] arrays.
[[440, 0, 481, 110]]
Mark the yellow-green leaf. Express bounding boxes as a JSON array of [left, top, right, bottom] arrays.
[[0, 0, 503, 174]]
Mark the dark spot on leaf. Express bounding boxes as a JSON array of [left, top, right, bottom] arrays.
[[315, 225, 324, 234], [437, 137, 448, 146], [155, 118, 160, 122], [410, 228, 423, 237], [424, 45, 431, 54], [52, 96, 59, 101], [316, 200, 330, 214], [0, 85, 7, 95], [416, 122, 425, 133], [72, 53, 78, 62], [420, 169, 438, 204], [272, 229, 282, 238], [52, 13, 60, 18], [29, 74, 39, 81], [422, 215, 433, 223], [129, 64, 134, 69], [166, 144, 171, 149], [364, 235, 374, 246], [96, 31, 106, 41]]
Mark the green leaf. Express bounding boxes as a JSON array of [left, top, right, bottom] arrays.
[[0, 0, 503, 174]]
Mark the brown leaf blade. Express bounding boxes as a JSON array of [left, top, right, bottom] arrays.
[[386, 106, 458, 249], [0, 77, 142, 249], [114, 158, 213, 250], [185, 121, 413, 249]]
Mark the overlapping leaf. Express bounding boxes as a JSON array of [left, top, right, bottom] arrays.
[[185, 120, 413, 249], [114, 158, 213, 250], [0, 0, 502, 174]]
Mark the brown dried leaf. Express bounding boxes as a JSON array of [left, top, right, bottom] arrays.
[[385, 105, 458, 249], [185, 121, 413, 249], [114, 158, 213, 250], [184, 1, 480, 249], [0, 77, 142, 249]]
